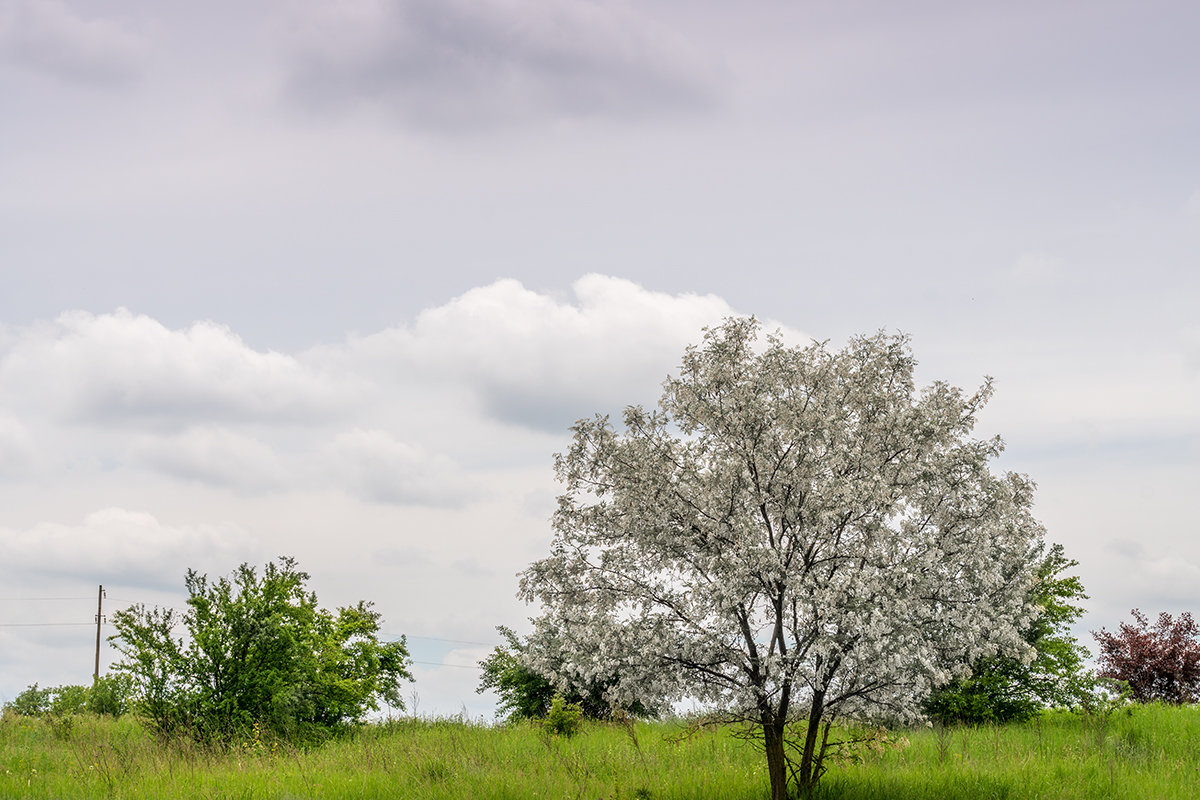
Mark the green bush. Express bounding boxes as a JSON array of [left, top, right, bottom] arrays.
[[109, 556, 412, 745]]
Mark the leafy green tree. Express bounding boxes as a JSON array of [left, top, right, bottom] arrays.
[[110, 556, 411, 743], [476, 626, 660, 722], [4, 684, 52, 716], [925, 543, 1091, 724]]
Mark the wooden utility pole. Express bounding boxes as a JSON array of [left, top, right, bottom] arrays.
[[93, 585, 105, 683]]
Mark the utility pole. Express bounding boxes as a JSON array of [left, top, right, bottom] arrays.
[[94, 584, 105, 683]]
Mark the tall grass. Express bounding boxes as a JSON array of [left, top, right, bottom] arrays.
[[2, 704, 1199, 799]]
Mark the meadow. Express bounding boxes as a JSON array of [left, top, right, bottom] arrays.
[[1, 704, 1198, 799]]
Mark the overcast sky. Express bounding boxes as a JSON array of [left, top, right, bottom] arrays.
[[1, 0, 1197, 718]]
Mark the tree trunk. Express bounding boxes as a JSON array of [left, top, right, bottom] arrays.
[[796, 690, 827, 793], [763, 718, 790, 800]]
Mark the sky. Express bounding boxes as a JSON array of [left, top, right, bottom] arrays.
[[1, 0, 1197, 718]]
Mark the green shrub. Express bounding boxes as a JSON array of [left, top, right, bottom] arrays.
[[49, 685, 90, 716], [88, 674, 133, 717], [542, 695, 583, 738]]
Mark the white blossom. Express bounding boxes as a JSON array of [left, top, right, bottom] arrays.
[[519, 319, 1044, 797]]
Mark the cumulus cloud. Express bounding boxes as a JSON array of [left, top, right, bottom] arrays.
[[284, 0, 722, 129], [0, 309, 348, 429], [327, 428, 473, 507], [0, 0, 144, 86], [0, 508, 261, 590], [0, 277, 800, 499], [346, 274, 796, 431]]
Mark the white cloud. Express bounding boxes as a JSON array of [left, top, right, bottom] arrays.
[[284, 0, 722, 129], [0, 309, 349, 429], [327, 428, 473, 507], [0, 508, 261, 590], [0, 0, 144, 86], [129, 427, 291, 494], [0, 415, 35, 476], [345, 274, 800, 431]]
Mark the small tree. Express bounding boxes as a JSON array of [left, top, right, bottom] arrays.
[[110, 556, 412, 743], [1093, 610, 1200, 704], [520, 320, 1044, 799], [88, 674, 133, 717], [925, 543, 1092, 724], [477, 627, 558, 721], [476, 626, 658, 721]]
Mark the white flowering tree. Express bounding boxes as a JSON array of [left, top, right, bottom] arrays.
[[519, 319, 1044, 798]]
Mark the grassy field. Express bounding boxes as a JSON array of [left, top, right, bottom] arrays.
[[1, 704, 1198, 799]]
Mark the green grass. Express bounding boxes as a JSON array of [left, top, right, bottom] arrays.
[[814, 704, 1200, 800], [2, 705, 1199, 799]]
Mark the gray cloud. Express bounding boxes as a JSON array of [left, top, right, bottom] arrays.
[[0, 415, 35, 476], [326, 428, 474, 507], [284, 0, 722, 129], [0, 0, 144, 86], [0, 508, 261, 592]]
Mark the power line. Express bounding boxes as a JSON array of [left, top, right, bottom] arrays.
[[0, 597, 95, 602], [411, 660, 484, 670], [389, 633, 503, 648], [0, 622, 94, 628]]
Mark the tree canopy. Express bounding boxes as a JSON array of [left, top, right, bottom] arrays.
[[110, 557, 411, 743], [1093, 610, 1200, 704], [519, 319, 1045, 798]]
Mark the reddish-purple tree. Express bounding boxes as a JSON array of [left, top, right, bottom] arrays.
[[1092, 610, 1200, 704]]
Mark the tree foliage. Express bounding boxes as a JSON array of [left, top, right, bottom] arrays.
[[925, 543, 1091, 724], [1093, 609, 1200, 704], [476, 626, 658, 722], [519, 319, 1045, 799], [3, 684, 53, 717], [2, 676, 131, 719], [109, 556, 411, 743]]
